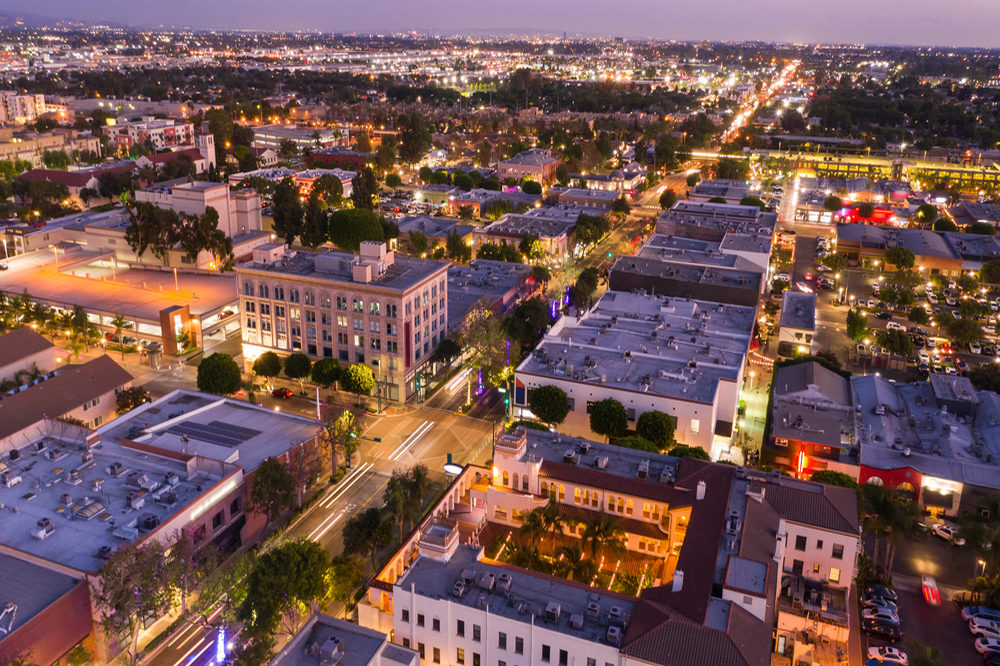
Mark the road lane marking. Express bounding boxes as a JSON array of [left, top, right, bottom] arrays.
[[172, 637, 212, 666], [166, 622, 201, 648], [388, 421, 434, 462], [308, 463, 374, 540], [385, 420, 430, 461], [318, 461, 373, 509]]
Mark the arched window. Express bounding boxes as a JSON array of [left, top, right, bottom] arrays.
[[866, 476, 885, 486], [512, 472, 519, 490], [541, 481, 548, 496], [626, 499, 634, 516], [502, 471, 509, 487], [558, 485, 565, 501], [617, 497, 625, 513], [573, 488, 582, 505]]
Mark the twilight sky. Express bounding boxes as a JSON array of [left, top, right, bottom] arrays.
[[9, 0, 1000, 48]]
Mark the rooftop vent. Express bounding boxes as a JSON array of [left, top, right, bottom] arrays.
[[606, 625, 623, 645], [594, 456, 609, 470], [586, 601, 600, 618], [544, 602, 561, 623], [609, 605, 624, 623], [318, 636, 344, 666], [452, 580, 468, 598], [637, 460, 650, 480]]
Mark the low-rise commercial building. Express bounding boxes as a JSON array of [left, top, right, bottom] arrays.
[[308, 146, 376, 171], [514, 290, 754, 456], [270, 614, 418, 666], [656, 202, 777, 242], [473, 213, 577, 261], [609, 250, 763, 307], [235, 242, 450, 402], [778, 291, 816, 355], [550, 187, 621, 210], [568, 163, 646, 193], [688, 179, 750, 205], [0, 127, 101, 167], [497, 148, 560, 183], [134, 180, 263, 238], [446, 259, 533, 331], [398, 216, 474, 251], [251, 124, 341, 153], [835, 223, 964, 276]]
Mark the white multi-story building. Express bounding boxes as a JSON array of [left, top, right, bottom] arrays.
[[514, 290, 755, 457], [103, 117, 195, 152], [134, 181, 263, 238], [0, 91, 45, 124], [235, 242, 450, 402]]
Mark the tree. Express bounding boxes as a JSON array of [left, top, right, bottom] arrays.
[[521, 178, 542, 195], [969, 221, 997, 236], [823, 195, 843, 212], [343, 507, 392, 567], [970, 363, 1000, 393], [249, 457, 296, 524], [418, 166, 433, 183], [385, 173, 402, 188], [397, 112, 432, 164], [571, 267, 600, 307], [877, 329, 914, 357], [354, 131, 372, 153], [686, 172, 701, 188], [857, 202, 876, 219], [283, 353, 312, 394], [435, 338, 461, 363], [862, 484, 921, 576], [528, 385, 570, 425], [907, 306, 930, 325], [350, 167, 379, 210], [341, 362, 375, 396], [383, 470, 412, 541], [739, 195, 765, 210], [530, 265, 551, 285], [253, 351, 282, 383], [589, 398, 627, 441], [457, 205, 475, 221], [197, 352, 242, 395], [92, 542, 172, 666], [328, 556, 365, 604], [581, 512, 626, 560], [659, 188, 677, 210], [311, 174, 344, 206], [504, 297, 552, 355], [933, 217, 958, 232], [554, 544, 598, 582], [446, 229, 472, 262], [409, 230, 428, 256], [518, 234, 542, 261], [846, 308, 868, 342], [115, 386, 150, 415], [610, 196, 631, 218], [915, 203, 939, 224], [615, 435, 660, 452], [453, 172, 474, 191], [239, 539, 330, 641], [948, 317, 985, 347], [667, 444, 711, 460], [278, 138, 298, 159], [271, 177, 303, 246], [636, 411, 674, 448], [981, 259, 1000, 284], [808, 470, 858, 489], [477, 242, 520, 262], [311, 358, 341, 390], [328, 208, 385, 250], [884, 246, 915, 271], [713, 157, 749, 180]]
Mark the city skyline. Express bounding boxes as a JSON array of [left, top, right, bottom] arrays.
[[4, 0, 1000, 49]]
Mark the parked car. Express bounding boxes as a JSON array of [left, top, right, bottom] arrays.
[[862, 617, 902, 641], [976, 638, 1000, 655], [863, 608, 901, 624], [932, 523, 966, 545], [862, 596, 900, 613], [919, 350, 931, 363], [963, 607, 1000, 623], [865, 584, 899, 602], [971, 618, 1000, 639], [867, 646, 908, 664], [928, 293, 939, 304], [271, 387, 293, 399], [774, 273, 791, 283], [876, 312, 893, 320], [972, 342, 983, 354]]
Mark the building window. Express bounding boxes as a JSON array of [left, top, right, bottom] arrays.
[[387, 303, 397, 318], [541, 645, 551, 663], [402, 638, 410, 648], [212, 510, 224, 530], [587, 660, 596, 666], [515, 637, 523, 655], [456, 648, 465, 665], [792, 560, 803, 575], [230, 498, 240, 516], [370, 301, 380, 316], [274, 287, 284, 300], [337, 296, 349, 310], [304, 291, 315, 305], [813, 563, 821, 574], [418, 643, 425, 659], [432, 617, 440, 632], [472, 624, 481, 642], [457, 620, 465, 637], [832, 544, 844, 559], [473, 654, 480, 666], [498, 633, 507, 650], [432, 647, 440, 664], [417, 613, 424, 627], [690, 419, 700, 434], [559, 649, 568, 666], [816, 540, 823, 550], [401, 609, 409, 622], [830, 567, 841, 584], [353, 298, 364, 312], [794, 535, 807, 551]]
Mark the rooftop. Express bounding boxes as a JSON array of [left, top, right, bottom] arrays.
[[103, 389, 321, 473], [517, 291, 754, 405], [478, 213, 576, 240], [611, 256, 762, 292], [270, 613, 417, 666], [657, 203, 776, 240], [0, 355, 133, 443], [397, 215, 474, 239], [500, 149, 560, 167], [779, 291, 816, 331], [689, 180, 750, 198], [0, 552, 82, 635], [446, 259, 531, 330], [637, 234, 763, 271], [835, 224, 958, 261], [397, 543, 637, 646], [0, 328, 53, 371], [557, 188, 621, 202], [236, 246, 449, 293], [0, 418, 224, 573], [771, 362, 853, 449]]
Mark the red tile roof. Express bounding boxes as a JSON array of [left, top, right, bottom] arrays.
[[145, 147, 204, 164]]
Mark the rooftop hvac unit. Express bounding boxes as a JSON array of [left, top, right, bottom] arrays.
[[607, 626, 623, 644], [544, 602, 561, 623], [569, 613, 584, 630], [563, 450, 579, 465], [477, 572, 496, 591], [637, 460, 650, 480], [319, 636, 344, 666], [609, 605, 624, 623], [452, 580, 467, 598], [594, 457, 609, 470], [586, 601, 600, 618]]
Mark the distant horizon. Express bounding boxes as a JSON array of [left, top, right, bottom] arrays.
[[5, 0, 1000, 50]]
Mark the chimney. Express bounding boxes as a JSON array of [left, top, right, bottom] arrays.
[[672, 570, 684, 592], [696, 480, 706, 500]]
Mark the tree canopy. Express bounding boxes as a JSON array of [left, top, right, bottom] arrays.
[[589, 398, 628, 440], [197, 353, 242, 395], [328, 208, 385, 251], [528, 385, 570, 425], [341, 362, 375, 395]]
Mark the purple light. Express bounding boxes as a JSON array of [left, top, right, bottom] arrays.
[[477, 368, 484, 396], [551, 299, 559, 319]]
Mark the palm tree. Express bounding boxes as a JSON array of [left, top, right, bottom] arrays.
[[67, 342, 84, 364], [518, 508, 547, 549], [406, 464, 431, 521], [582, 512, 626, 562], [111, 313, 128, 359], [541, 495, 565, 541], [554, 544, 598, 582], [861, 484, 921, 575], [383, 471, 410, 541]]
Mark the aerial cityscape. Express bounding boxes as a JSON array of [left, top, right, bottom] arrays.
[[4, 6, 1000, 666]]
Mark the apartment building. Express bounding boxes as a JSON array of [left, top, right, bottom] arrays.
[[103, 117, 195, 152], [514, 290, 755, 457], [134, 180, 264, 238], [0, 127, 101, 167], [0, 91, 46, 124], [497, 149, 561, 183], [252, 124, 340, 153], [235, 242, 450, 402], [0, 328, 57, 385]]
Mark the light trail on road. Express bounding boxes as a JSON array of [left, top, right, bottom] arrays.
[[387, 420, 434, 462]]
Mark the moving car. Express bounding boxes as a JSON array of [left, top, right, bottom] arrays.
[[271, 387, 293, 399], [867, 646, 908, 664], [921, 575, 941, 605], [932, 523, 966, 545]]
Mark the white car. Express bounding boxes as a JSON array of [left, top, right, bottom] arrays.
[[971, 617, 1000, 639], [976, 637, 1000, 655], [963, 607, 1000, 623], [795, 281, 813, 293], [972, 342, 983, 354], [928, 293, 939, 304], [886, 321, 904, 331], [918, 350, 930, 363], [862, 607, 900, 623], [774, 273, 790, 283], [867, 646, 908, 664], [931, 523, 966, 545]]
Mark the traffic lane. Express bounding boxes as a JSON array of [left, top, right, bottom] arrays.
[[892, 533, 982, 588], [146, 607, 224, 666], [863, 582, 980, 666], [312, 471, 389, 552]]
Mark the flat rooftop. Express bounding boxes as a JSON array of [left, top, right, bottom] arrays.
[[0, 420, 221, 573], [270, 613, 417, 666], [104, 389, 321, 473], [398, 215, 474, 239], [835, 224, 958, 260], [0, 246, 237, 323], [517, 291, 753, 404], [780, 291, 816, 330], [398, 544, 636, 645], [478, 213, 576, 239], [0, 552, 82, 634], [612, 255, 762, 291], [657, 202, 776, 239], [447, 259, 530, 330], [637, 233, 768, 270], [501, 150, 560, 166], [558, 187, 620, 201], [236, 247, 450, 293]]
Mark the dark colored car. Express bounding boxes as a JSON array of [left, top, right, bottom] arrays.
[[876, 312, 892, 320], [865, 584, 898, 602], [861, 616, 902, 641], [271, 387, 293, 399]]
